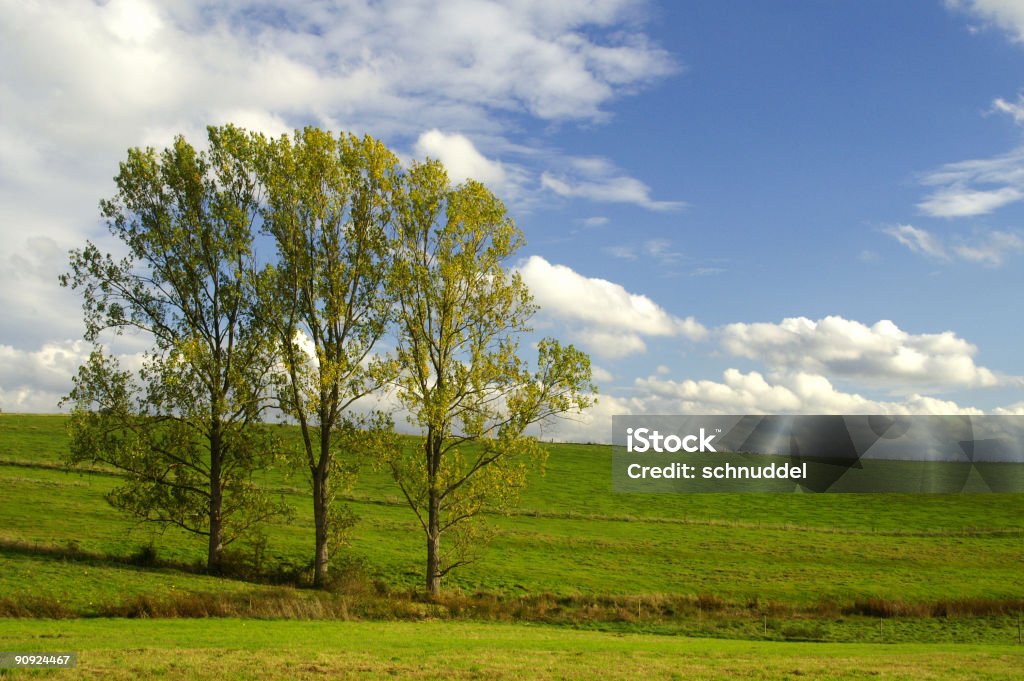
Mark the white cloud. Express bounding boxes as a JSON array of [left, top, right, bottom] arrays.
[[536, 303, 1017, 440], [884, 225, 1024, 266], [2, 0, 675, 160], [918, 186, 1023, 218], [105, 0, 163, 43], [991, 94, 1024, 125], [540, 154, 684, 211], [0, 0, 679, 414], [720, 316, 1002, 393], [916, 147, 1024, 217], [0, 237, 86, 348], [634, 369, 985, 416], [414, 129, 509, 187], [993, 401, 1024, 415], [0, 0, 676, 261], [534, 392, 641, 443], [603, 239, 687, 268], [643, 239, 680, 261], [948, 0, 1024, 42], [516, 255, 706, 358], [0, 340, 90, 410], [581, 330, 649, 358], [882, 224, 949, 260], [953, 230, 1024, 264], [0, 340, 145, 413], [591, 365, 614, 383], [545, 367, 1000, 443], [604, 245, 639, 260]]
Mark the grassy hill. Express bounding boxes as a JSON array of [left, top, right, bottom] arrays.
[[1, 413, 1023, 649]]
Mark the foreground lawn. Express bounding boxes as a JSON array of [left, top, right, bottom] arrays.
[[0, 619, 1022, 680]]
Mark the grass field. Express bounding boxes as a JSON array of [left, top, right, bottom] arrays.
[[0, 413, 1023, 677], [1, 619, 1023, 680]]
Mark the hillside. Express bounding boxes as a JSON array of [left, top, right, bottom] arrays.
[[1, 413, 1023, 645]]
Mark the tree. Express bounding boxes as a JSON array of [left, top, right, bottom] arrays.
[[386, 160, 596, 596], [258, 128, 400, 587], [60, 125, 287, 573]]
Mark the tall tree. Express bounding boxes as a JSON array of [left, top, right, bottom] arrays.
[[386, 161, 596, 596], [259, 128, 400, 587], [60, 125, 286, 573]]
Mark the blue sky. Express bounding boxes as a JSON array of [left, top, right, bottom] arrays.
[[3, 0, 1024, 440]]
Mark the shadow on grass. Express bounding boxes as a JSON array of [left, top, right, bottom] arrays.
[[0, 537, 202, 574]]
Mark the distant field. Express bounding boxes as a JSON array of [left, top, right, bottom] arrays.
[[1, 619, 1022, 680]]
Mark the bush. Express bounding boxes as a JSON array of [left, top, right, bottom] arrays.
[[129, 543, 159, 567]]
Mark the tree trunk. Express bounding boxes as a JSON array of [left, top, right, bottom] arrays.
[[426, 487, 441, 597], [312, 459, 329, 588], [208, 425, 224, 574]]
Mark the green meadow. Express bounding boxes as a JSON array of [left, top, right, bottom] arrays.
[[2, 619, 1024, 680], [1, 413, 1023, 677]]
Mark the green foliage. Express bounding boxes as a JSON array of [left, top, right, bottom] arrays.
[[59, 125, 289, 572], [258, 128, 403, 587], [386, 160, 596, 594], [57, 123, 597, 592]]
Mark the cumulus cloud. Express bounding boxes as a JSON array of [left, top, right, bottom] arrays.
[[634, 369, 985, 417], [1, 0, 675, 138], [0, 0, 675, 265], [590, 365, 614, 384], [0, 340, 90, 411], [0, 237, 86, 348], [415, 130, 508, 185], [993, 401, 1024, 415], [515, 255, 706, 358], [0, 340, 145, 413], [575, 331, 646, 358], [884, 225, 1024, 266], [543, 368, 1000, 443], [720, 316, 1002, 393], [0, 0, 679, 415]]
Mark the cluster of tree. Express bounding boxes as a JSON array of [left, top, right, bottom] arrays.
[[60, 125, 595, 595]]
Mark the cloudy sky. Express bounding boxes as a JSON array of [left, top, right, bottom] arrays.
[[4, 0, 1024, 441]]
